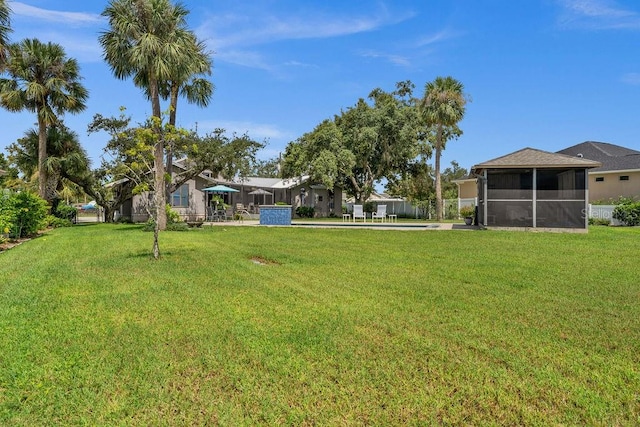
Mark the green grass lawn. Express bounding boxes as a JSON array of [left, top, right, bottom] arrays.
[[1, 224, 639, 425]]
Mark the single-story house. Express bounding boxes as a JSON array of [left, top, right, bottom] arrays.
[[472, 147, 601, 230], [117, 163, 342, 222], [557, 141, 640, 203]]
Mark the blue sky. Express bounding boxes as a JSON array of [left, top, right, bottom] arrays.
[[2, 0, 640, 178]]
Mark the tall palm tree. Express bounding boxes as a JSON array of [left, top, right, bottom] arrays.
[[0, 0, 11, 68], [134, 34, 213, 200], [420, 76, 467, 221], [0, 39, 88, 201], [100, 0, 198, 233]]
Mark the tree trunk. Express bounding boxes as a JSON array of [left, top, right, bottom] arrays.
[[153, 220, 160, 259], [37, 114, 48, 201], [45, 171, 59, 204], [165, 83, 179, 204], [435, 126, 443, 221], [154, 141, 166, 229], [103, 205, 115, 223], [149, 75, 166, 231]]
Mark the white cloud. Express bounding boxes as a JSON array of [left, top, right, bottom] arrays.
[[557, 0, 640, 29], [415, 29, 460, 47], [283, 60, 318, 69], [197, 120, 293, 142], [356, 28, 458, 68], [8, 2, 104, 62], [202, 11, 409, 50], [215, 50, 273, 71], [359, 50, 411, 67], [9, 1, 103, 25], [196, 5, 415, 71], [621, 72, 640, 85]]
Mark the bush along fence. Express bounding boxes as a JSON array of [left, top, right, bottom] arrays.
[[612, 201, 640, 226]]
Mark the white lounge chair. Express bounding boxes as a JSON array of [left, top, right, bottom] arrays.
[[353, 204, 366, 222], [372, 205, 387, 222], [235, 203, 251, 221]]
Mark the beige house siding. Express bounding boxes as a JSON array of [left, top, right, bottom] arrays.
[[170, 179, 208, 221], [588, 170, 640, 202], [457, 180, 477, 199], [129, 174, 212, 222]]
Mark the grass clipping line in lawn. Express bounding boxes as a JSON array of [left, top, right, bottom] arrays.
[[0, 224, 639, 425]]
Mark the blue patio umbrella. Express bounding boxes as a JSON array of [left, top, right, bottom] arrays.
[[202, 184, 239, 193], [203, 184, 240, 210]]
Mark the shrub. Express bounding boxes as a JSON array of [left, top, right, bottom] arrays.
[[15, 192, 49, 237], [459, 205, 475, 218], [142, 205, 183, 231], [116, 216, 133, 224], [0, 191, 48, 238], [612, 201, 640, 226], [295, 206, 315, 218], [588, 217, 610, 226], [142, 219, 155, 232], [166, 221, 189, 231], [363, 201, 376, 214], [166, 204, 182, 224], [47, 215, 73, 228], [0, 192, 15, 239], [55, 203, 78, 222]]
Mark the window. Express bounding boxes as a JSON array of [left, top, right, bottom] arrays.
[[595, 177, 604, 182], [171, 184, 189, 207], [620, 175, 630, 181]]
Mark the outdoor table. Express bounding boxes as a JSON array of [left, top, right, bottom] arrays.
[[211, 210, 226, 221], [342, 213, 351, 222], [387, 214, 397, 222]]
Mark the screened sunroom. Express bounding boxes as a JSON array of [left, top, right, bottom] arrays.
[[472, 148, 601, 230]]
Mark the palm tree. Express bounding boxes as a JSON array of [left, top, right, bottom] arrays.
[[0, 0, 11, 68], [420, 76, 467, 221], [10, 124, 91, 208], [100, 0, 199, 233], [133, 34, 213, 200], [0, 39, 88, 201]]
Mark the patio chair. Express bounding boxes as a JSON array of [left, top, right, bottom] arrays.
[[353, 204, 366, 222], [372, 205, 387, 222], [235, 203, 251, 221]]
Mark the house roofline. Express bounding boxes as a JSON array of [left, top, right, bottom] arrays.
[[589, 168, 640, 175], [452, 178, 476, 184]]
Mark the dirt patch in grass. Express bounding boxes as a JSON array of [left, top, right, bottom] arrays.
[[250, 256, 280, 266]]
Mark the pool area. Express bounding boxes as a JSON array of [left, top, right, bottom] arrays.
[[203, 219, 477, 231], [291, 221, 443, 230]]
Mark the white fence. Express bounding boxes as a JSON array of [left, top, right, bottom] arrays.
[[588, 205, 622, 225], [345, 198, 469, 219]]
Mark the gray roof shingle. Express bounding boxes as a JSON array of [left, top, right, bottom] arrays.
[[557, 141, 640, 172], [472, 147, 601, 171]]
